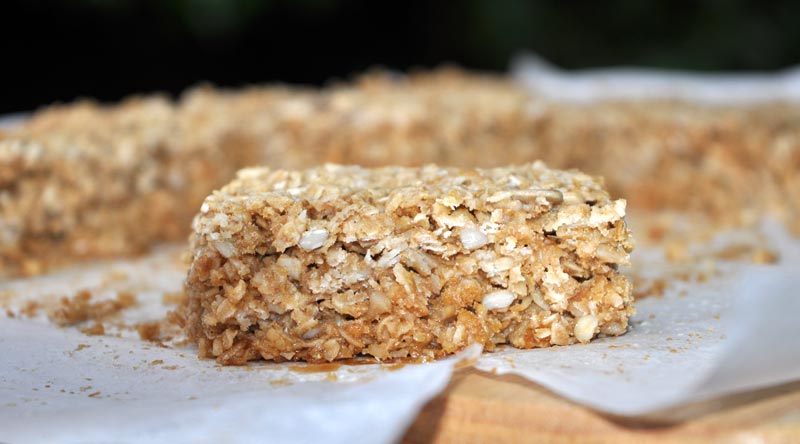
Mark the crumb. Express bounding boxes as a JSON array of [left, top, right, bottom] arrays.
[[752, 248, 779, 264], [136, 321, 162, 342], [384, 363, 406, 372], [454, 356, 479, 369], [713, 243, 779, 265], [74, 343, 90, 352], [634, 278, 667, 299], [116, 291, 137, 305], [88, 391, 101, 398], [150, 359, 164, 366], [664, 242, 688, 262], [166, 309, 186, 328], [48, 290, 137, 327], [80, 322, 105, 336], [134, 318, 179, 346], [21, 301, 41, 318], [105, 269, 128, 282]]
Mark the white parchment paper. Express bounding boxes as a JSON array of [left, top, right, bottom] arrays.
[[512, 52, 800, 103], [0, 318, 475, 444]]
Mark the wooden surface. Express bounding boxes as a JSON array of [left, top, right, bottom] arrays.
[[403, 368, 800, 444]]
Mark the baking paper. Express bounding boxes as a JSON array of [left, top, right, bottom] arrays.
[[512, 52, 800, 103]]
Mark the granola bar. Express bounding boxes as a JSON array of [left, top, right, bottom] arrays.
[[181, 162, 634, 363], [0, 96, 247, 275]]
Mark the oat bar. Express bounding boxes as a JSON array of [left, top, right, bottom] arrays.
[[0, 95, 259, 276], [182, 162, 634, 364]]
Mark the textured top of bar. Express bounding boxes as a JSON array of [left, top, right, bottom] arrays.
[[192, 162, 630, 263]]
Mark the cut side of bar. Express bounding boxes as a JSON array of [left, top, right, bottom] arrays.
[[182, 162, 635, 364]]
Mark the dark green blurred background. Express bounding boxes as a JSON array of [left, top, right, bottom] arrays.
[[2, 0, 799, 113]]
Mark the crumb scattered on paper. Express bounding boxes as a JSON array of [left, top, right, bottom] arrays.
[[48, 290, 137, 327]]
